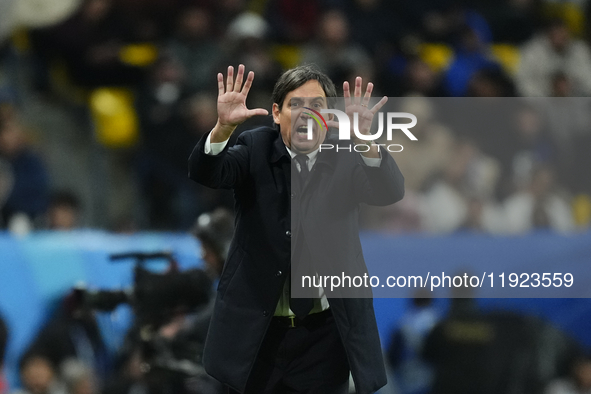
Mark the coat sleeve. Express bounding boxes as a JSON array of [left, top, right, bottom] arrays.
[[188, 131, 250, 189], [353, 149, 405, 206]]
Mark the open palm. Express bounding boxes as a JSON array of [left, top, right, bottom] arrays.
[[343, 77, 387, 144], [217, 65, 268, 128], [325, 77, 388, 144]]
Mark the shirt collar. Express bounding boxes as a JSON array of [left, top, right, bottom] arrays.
[[285, 146, 319, 162]]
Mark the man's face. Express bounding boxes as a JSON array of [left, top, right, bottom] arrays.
[[0, 121, 25, 158], [200, 244, 223, 278], [48, 205, 78, 230], [273, 80, 329, 154], [549, 25, 569, 52], [21, 357, 54, 394]]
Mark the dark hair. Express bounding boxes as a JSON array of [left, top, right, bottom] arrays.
[[272, 64, 337, 110], [546, 17, 567, 30], [18, 351, 53, 373], [192, 208, 234, 262], [49, 190, 80, 210], [0, 314, 7, 367]]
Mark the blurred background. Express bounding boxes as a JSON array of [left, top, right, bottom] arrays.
[[1, 0, 591, 393]]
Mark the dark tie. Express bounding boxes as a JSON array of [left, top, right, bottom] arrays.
[[289, 250, 315, 318], [294, 154, 309, 181], [290, 287, 314, 318], [291, 154, 314, 317]]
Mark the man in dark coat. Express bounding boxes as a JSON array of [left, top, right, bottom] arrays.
[[188, 64, 404, 394]]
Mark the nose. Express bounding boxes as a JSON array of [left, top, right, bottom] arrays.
[[300, 110, 311, 119]]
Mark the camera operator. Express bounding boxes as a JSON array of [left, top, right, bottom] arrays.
[[189, 208, 234, 344], [121, 208, 233, 394], [101, 216, 231, 394], [23, 292, 109, 389]]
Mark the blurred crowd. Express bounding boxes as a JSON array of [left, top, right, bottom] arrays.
[[361, 95, 591, 234], [1, 0, 591, 232]]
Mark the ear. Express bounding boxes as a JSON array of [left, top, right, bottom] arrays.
[[272, 103, 281, 125]]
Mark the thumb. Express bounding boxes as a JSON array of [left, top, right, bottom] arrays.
[[326, 120, 339, 129], [246, 108, 269, 117]]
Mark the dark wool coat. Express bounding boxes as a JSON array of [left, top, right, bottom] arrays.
[[188, 126, 404, 393]]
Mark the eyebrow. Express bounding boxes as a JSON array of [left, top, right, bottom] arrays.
[[291, 96, 326, 101]]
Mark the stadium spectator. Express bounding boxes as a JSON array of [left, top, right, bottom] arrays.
[[399, 57, 446, 97], [444, 26, 501, 97], [183, 94, 236, 216], [516, 18, 591, 96], [503, 165, 574, 233], [0, 106, 50, 229], [24, 292, 110, 386], [192, 207, 233, 282], [135, 56, 201, 229], [185, 93, 219, 139], [265, 0, 321, 43], [399, 0, 492, 44], [60, 359, 98, 394], [552, 71, 573, 97], [545, 355, 591, 394], [479, 0, 538, 43], [100, 347, 145, 394], [360, 191, 423, 233], [46, 191, 82, 230], [344, 0, 405, 56], [224, 12, 282, 98], [498, 103, 554, 199], [390, 97, 455, 192], [387, 293, 439, 394], [534, 96, 591, 195], [210, 0, 247, 37], [466, 68, 516, 97], [301, 9, 374, 83], [30, 0, 145, 88], [11, 353, 66, 394], [189, 207, 234, 338], [167, 7, 222, 93], [424, 286, 582, 394], [420, 139, 502, 233]]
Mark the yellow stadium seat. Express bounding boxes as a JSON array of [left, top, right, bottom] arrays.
[[119, 44, 158, 67], [272, 45, 302, 70], [418, 43, 454, 72], [247, 0, 269, 15], [490, 44, 521, 75], [11, 28, 31, 52], [573, 194, 591, 228], [89, 88, 139, 148], [543, 3, 585, 37]]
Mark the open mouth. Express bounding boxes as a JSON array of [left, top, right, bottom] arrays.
[[296, 124, 313, 137]]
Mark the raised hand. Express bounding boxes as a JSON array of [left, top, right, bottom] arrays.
[[327, 77, 387, 158], [212, 65, 269, 142], [343, 77, 388, 143]]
